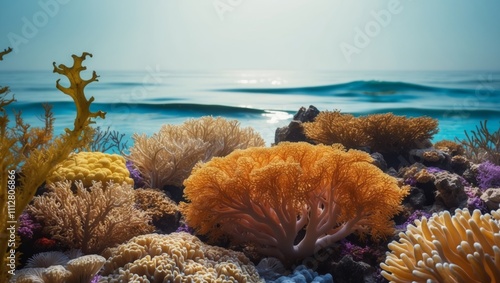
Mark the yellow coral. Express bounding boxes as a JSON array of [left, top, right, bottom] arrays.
[[381, 208, 500, 282], [181, 142, 409, 262], [47, 151, 133, 187], [100, 232, 263, 282]]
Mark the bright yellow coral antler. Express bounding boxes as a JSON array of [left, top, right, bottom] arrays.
[[53, 52, 106, 131]]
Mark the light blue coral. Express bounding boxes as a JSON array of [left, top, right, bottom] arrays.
[[269, 266, 333, 283]]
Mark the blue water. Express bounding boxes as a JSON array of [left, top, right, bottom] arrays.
[[1, 70, 500, 150]]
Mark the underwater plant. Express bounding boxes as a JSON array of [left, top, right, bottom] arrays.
[[1, 51, 105, 279], [128, 116, 265, 189], [459, 120, 500, 165], [89, 126, 128, 153], [381, 208, 500, 282], [100, 232, 263, 282], [28, 180, 153, 254], [303, 111, 438, 154], [181, 142, 409, 263]]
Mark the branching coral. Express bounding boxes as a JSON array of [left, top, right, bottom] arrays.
[[303, 111, 438, 154], [28, 180, 153, 254], [100, 232, 263, 282], [380, 208, 500, 282], [134, 188, 179, 231], [46, 151, 133, 187], [459, 120, 500, 165], [128, 116, 265, 188], [1, 51, 105, 279], [89, 126, 128, 154], [181, 142, 409, 263]]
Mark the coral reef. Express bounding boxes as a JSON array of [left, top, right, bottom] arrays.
[[303, 111, 438, 154], [128, 116, 265, 189], [46, 151, 133, 187], [268, 265, 333, 283], [99, 232, 263, 282], [434, 139, 465, 156], [181, 142, 409, 263], [459, 120, 500, 165], [28, 180, 153, 254], [381, 208, 500, 282], [1, 52, 105, 280], [10, 253, 105, 283], [88, 126, 128, 154], [133, 188, 179, 232], [477, 161, 500, 190], [18, 212, 42, 239]]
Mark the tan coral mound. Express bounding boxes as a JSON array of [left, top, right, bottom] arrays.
[[100, 232, 263, 283], [127, 116, 265, 189], [381, 208, 500, 282]]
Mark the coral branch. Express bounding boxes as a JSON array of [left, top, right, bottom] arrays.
[[0, 47, 12, 61]]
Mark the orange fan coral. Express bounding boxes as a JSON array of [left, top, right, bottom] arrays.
[[181, 142, 409, 263]]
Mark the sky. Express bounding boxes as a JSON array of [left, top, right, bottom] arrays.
[[1, 0, 500, 71]]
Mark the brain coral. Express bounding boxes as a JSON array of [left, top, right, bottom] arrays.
[[99, 232, 263, 283], [381, 208, 500, 282], [47, 151, 133, 187], [181, 142, 408, 262]]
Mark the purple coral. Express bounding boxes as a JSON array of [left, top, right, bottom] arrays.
[[18, 212, 42, 239], [397, 210, 432, 230], [126, 160, 144, 188], [339, 240, 374, 262], [464, 187, 488, 213], [175, 223, 195, 234], [477, 161, 500, 190]]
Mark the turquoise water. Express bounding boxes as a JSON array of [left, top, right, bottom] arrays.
[[1, 70, 499, 149]]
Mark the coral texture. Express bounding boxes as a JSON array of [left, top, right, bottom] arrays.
[[181, 142, 408, 262], [133, 188, 179, 231], [10, 254, 105, 283], [100, 232, 263, 282], [459, 120, 500, 165], [303, 111, 438, 154], [1, 52, 104, 280], [434, 140, 465, 156], [268, 265, 333, 283], [128, 116, 265, 188], [477, 161, 500, 190], [28, 180, 153, 254], [46, 151, 133, 187], [381, 208, 500, 282]]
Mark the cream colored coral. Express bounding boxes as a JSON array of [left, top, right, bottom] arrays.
[[100, 232, 263, 283], [127, 116, 265, 189], [381, 208, 500, 282], [47, 151, 133, 187], [28, 180, 153, 254], [66, 255, 105, 283]]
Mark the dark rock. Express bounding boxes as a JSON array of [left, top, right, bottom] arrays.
[[408, 148, 451, 170], [370, 152, 387, 172], [332, 255, 375, 283], [274, 106, 319, 145], [433, 171, 468, 209], [403, 187, 427, 209]]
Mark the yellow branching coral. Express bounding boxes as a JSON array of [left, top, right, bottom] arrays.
[[380, 208, 500, 282], [128, 116, 265, 188], [1, 52, 105, 280], [100, 232, 263, 283], [47, 151, 133, 187], [303, 111, 438, 153], [28, 180, 153, 254], [181, 142, 409, 262]]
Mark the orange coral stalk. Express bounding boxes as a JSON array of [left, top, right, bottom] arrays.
[[181, 142, 409, 263]]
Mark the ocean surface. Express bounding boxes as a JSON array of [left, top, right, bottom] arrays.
[[1, 70, 500, 152]]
